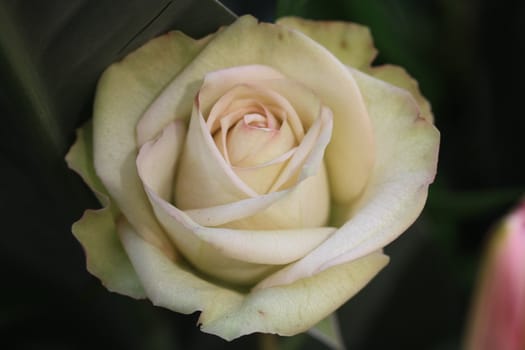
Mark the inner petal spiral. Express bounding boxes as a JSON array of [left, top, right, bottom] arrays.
[[207, 84, 303, 194], [173, 65, 333, 213]]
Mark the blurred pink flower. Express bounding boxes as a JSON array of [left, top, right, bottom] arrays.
[[465, 200, 525, 350]]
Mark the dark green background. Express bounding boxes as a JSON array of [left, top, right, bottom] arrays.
[[1, 0, 523, 349]]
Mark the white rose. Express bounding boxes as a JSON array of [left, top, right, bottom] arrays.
[[67, 15, 439, 340]]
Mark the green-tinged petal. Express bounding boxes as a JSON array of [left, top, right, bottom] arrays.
[[275, 17, 433, 123], [200, 251, 389, 340], [66, 124, 144, 298], [65, 121, 110, 207], [138, 15, 374, 204], [93, 31, 211, 255], [367, 64, 433, 122], [73, 209, 145, 298], [276, 16, 377, 70], [117, 217, 244, 313], [307, 313, 346, 350], [257, 69, 439, 289], [118, 219, 388, 341]]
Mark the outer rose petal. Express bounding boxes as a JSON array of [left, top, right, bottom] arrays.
[[257, 69, 439, 289], [118, 219, 389, 341], [73, 209, 146, 299], [367, 64, 433, 122], [276, 17, 377, 70], [138, 15, 374, 204], [276, 16, 433, 122], [93, 31, 211, 254], [66, 123, 144, 298]]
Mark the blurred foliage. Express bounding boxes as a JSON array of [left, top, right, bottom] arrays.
[[1, 0, 524, 349]]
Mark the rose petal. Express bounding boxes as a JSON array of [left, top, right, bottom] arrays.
[[117, 217, 244, 313], [174, 101, 257, 210], [205, 78, 305, 143], [183, 188, 290, 227], [278, 16, 433, 123], [147, 183, 336, 268], [233, 158, 290, 195], [227, 109, 297, 167], [73, 209, 145, 298], [93, 31, 211, 254], [66, 122, 111, 205], [66, 123, 144, 298], [229, 120, 296, 194], [256, 68, 439, 289], [137, 15, 374, 204], [136, 121, 186, 201], [253, 78, 323, 130], [199, 65, 286, 120], [119, 219, 388, 341], [367, 64, 433, 122], [225, 164, 331, 230], [200, 251, 388, 340], [276, 16, 377, 70], [270, 107, 332, 192]]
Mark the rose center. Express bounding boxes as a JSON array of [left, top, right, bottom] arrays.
[[204, 84, 306, 194], [244, 113, 271, 129]]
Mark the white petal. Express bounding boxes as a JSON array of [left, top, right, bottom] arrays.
[[229, 120, 297, 194], [174, 100, 257, 210], [147, 183, 336, 268], [205, 82, 305, 142], [226, 163, 331, 230], [200, 65, 286, 117], [184, 188, 289, 227], [117, 218, 244, 312], [227, 117, 297, 168], [136, 121, 186, 201], [270, 106, 333, 192]]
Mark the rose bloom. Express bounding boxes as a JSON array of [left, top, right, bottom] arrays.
[[67, 16, 439, 339]]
